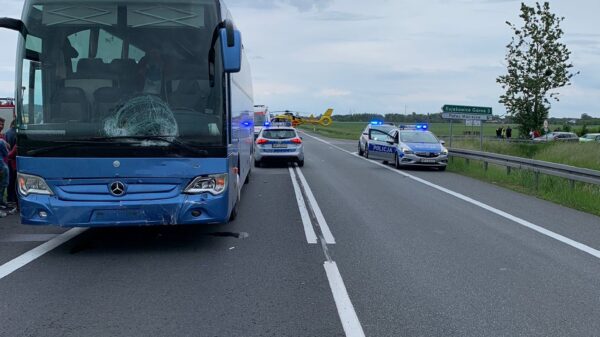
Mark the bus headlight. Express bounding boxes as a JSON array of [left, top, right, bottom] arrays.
[[18, 173, 54, 196], [184, 174, 228, 195]]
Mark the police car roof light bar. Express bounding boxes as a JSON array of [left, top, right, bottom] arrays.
[[399, 123, 429, 131]]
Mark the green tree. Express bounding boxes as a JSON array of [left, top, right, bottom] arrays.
[[497, 2, 578, 137]]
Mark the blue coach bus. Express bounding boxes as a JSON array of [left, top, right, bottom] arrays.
[[0, 0, 253, 226]]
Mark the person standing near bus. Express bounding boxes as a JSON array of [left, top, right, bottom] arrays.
[[5, 120, 17, 207], [0, 117, 10, 215]]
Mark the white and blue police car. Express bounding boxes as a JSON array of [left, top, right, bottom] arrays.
[[361, 123, 448, 171]]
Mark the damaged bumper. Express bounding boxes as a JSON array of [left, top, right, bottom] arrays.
[[19, 192, 230, 227]]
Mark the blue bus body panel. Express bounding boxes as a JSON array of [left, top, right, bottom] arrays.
[[18, 157, 232, 227]]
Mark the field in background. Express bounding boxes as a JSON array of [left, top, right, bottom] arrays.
[[300, 122, 508, 139], [299, 122, 600, 141]]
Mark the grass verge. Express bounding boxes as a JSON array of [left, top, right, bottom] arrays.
[[450, 140, 600, 171], [447, 157, 600, 217]]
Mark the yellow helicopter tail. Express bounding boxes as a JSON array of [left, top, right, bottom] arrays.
[[318, 108, 334, 126]]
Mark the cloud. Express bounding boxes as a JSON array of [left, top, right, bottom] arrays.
[[225, 0, 333, 12], [318, 88, 351, 97], [309, 11, 383, 21], [253, 81, 304, 96]]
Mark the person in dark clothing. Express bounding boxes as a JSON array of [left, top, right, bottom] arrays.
[[5, 120, 17, 206], [5, 120, 16, 148], [506, 126, 512, 139], [496, 127, 502, 138]]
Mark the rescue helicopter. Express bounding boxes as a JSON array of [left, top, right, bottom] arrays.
[[270, 108, 334, 127]]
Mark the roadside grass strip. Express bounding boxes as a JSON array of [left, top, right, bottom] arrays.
[[448, 158, 600, 217]]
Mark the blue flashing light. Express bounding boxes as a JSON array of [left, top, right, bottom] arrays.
[[242, 121, 252, 127], [400, 123, 429, 131], [264, 121, 271, 127], [370, 120, 383, 126]]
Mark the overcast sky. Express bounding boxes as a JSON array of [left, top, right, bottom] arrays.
[[1, 0, 599, 118]]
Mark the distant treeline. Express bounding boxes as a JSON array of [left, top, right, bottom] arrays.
[[332, 113, 447, 123], [332, 113, 600, 125]]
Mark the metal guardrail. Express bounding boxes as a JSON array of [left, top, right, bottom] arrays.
[[448, 148, 600, 187]]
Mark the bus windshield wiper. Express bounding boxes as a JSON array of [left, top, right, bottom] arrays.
[[89, 136, 210, 156], [27, 140, 113, 156]]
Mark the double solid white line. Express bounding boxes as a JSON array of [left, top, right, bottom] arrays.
[[289, 163, 365, 337]]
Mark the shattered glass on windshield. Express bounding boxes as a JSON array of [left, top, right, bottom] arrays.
[[104, 95, 179, 138]]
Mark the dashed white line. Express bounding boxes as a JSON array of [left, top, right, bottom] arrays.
[[324, 261, 366, 337], [302, 131, 600, 260], [289, 166, 318, 244], [293, 164, 336, 244], [0, 228, 87, 280]]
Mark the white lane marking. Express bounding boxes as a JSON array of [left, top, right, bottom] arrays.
[[289, 166, 318, 244], [0, 228, 87, 280], [302, 132, 600, 260], [0, 234, 58, 243], [324, 261, 366, 337], [293, 164, 336, 244]]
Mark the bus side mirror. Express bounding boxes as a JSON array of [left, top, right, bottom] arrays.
[[220, 20, 241, 73], [0, 17, 28, 37]]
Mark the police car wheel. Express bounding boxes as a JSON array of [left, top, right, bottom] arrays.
[[364, 143, 369, 158], [297, 159, 304, 167], [394, 153, 401, 169], [358, 142, 364, 156], [254, 159, 261, 168]]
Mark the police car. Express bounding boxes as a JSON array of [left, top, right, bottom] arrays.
[[361, 123, 448, 171], [358, 121, 397, 156], [254, 126, 304, 167]]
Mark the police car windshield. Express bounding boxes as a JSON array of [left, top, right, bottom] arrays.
[[262, 129, 296, 139], [372, 125, 395, 133], [400, 131, 439, 144]]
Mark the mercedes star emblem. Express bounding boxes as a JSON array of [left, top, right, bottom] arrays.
[[110, 181, 126, 196]]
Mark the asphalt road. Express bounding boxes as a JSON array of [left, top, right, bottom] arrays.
[[1, 132, 600, 337]]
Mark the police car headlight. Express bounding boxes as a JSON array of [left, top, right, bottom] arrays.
[[184, 174, 228, 195], [441, 147, 448, 155], [18, 173, 54, 196], [401, 146, 414, 154]]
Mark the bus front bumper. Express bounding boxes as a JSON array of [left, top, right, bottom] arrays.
[[19, 193, 231, 227]]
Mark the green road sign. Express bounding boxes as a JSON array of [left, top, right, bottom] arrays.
[[442, 105, 492, 115]]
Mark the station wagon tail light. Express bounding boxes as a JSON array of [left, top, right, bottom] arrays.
[[18, 173, 54, 196], [291, 137, 302, 144], [256, 138, 269, 145], [184, 174, 228, 195]]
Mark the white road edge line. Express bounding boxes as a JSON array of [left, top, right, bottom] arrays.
[[289, 166, 318, 244], [293, 164, 336, 244], [324, 261, 366, 337], [302, 132, 600, 260], [0, 227, 88, 280]]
